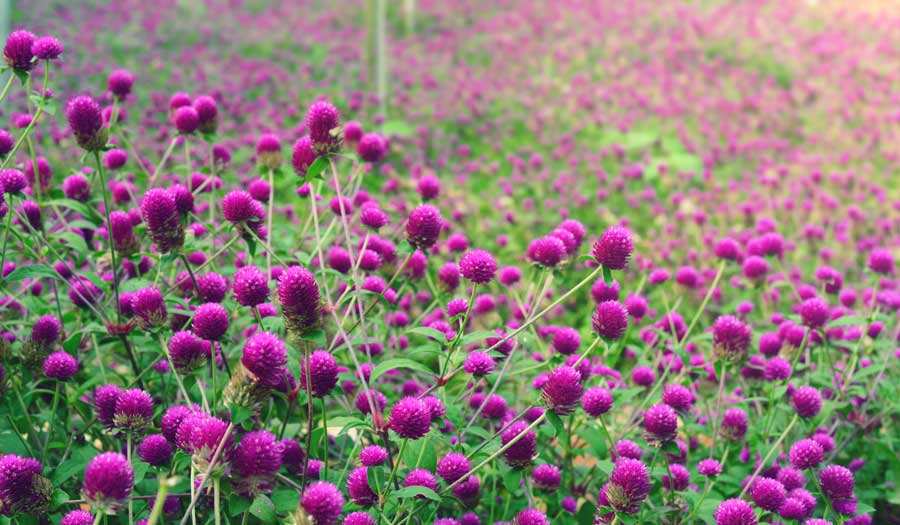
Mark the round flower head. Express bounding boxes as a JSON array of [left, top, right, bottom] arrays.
[[593, 226, 634, 270], [31, 314, 61, 347], [533, 464, 561, 490], [107, 69, 134, 100], [82, 452, 134, 513], [256, 133, 282, 169], [131, 287, 167, 329], [360, 204, 390, 230], [306, 100, 342, 155], [31, 36, 63, 60], [344, 121, 363, 142], [551, 326, 580, 355], [300, 350, 338, 397], [66, 96, 108, 151], [799, 297, 829, 329], [347, 467, 376, 506], [344, 512, 375, 525], [791, 386, 822, 418], [299, 481, 344, 525], [0, 130, 13, 157], [751, 477, 787, 512], [406, 204, 443, 250], [464, 351, 494, 376], [242, 332, 288, 388], [459, 249, 497, 284], [403, 468, 438, 493], [663, 463, 690, 491], [662, 384, 695, 411], [712, 315, 752, 361], [697, 459, 722, 477], [714, 499, 757, 525], [138, 434, 173, 466], [114, 388, 153, 431], [167, 331, 210, 372], [357, 133, 387, 162], [0, 454, 51, 515], [0, 168, 26, 194], [291, 136, 317, 176], [160, 404, 201, 443], [417, 175, 440, 200], [789, 438, 824, 470], [192, 302, 229, 341], [3, 30, 36, 71], [193, 95, 218, 133], [355, 390, 387, 415], [513, 509, 550, 525], [359, 445, 389, 467], [592, 300, 628, 339], [140, 189, 184, 253], [174, 106, 199, 135], [437, 452, 472, 484], [643, 403, 678, 444], [94, 384, 123, 428], [777, 467, 806, 491], [108, 210, 138, 255], [43, 351, 77, 380], [501, 420, 537, 468], [61, 510, 94, 525], [542, 365, 583, 415], [63, 174, 92, 201], [819, 465, 854, 499], [527, 236, 567, 267], [389, 396, 431, 439], [277, 266, 321, 335], [606, 457, 651, 514], [197, 272, 228, 303], [867, 248, 894, 274], [582, 386, 613, 416], [719, 407, 748, 441], [764, 357, 791, 381], [233, 431, 283, 496]]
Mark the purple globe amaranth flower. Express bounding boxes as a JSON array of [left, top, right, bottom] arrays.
[[61, 510, 94, 525], [551, 327, 580, 355], [643, 403, 678, 444], [697, 459, 722, 476], [192, 95, 218, 133], [241, 331, 287, 389], [140, 189, 184, 253], [277, 265, 321, 335], [605, 457, 651, 514], [501, 420, 537, 468], [360, 204, 390, 230], [66, 96, 108, 151], [167, 331, 209, 372], [662, 384, 695, 411], [114, 388, 153, 432], [819, 465, 854, 500], [533, 464, 561, 490], [299, 350, 338, 397], [233, 431, 283, 496], [593, 226, 634, 270], [459, 249, 497, 284], [256, 133, 283, 169], [160, 404, 201, 443], [298, 481, 344, 525], [406, 204, 443, 250], [0, 168, 27, 194], [94, 384, 123, 428], [197, 272, 228, 303], [108, 210, 139, 255], [799, 297, 829, 329], [102, 149, 128, 170], [63, 174, 92, 201], [751, 477, 787, 512], [131, 287, 167, 329], [82, 452, 134, 513], [107, 69, 134, 100], [347, 467, 377, 506], [867, 248, 894, 274], [138, 434, 173, 466], [233, 266, 269, 307], [542, 365, 583, 415], [714, 499, 757, 525], [527, 235, 567, 267], [43, 351, 77, 380], [663, 463, 690, 491], [3, 30, 36, 71], [720, 407, 748, 441], [789, 438, 824, 470], [306, 100, 342, 155], [31, 35, 63, 60], [582, 386, 613, 417], [513, 509, 550, 525], [403, 468, 437, 493], [291, 136, 317, 176], [0, 130, 13, 157], [344, 512, 375, 525], [389, 396, 431, 439], [359, 445, 388, 467], [437, 452, 472, 484], [791, 386, 823, 418], [355, 390, 387, 416], [357, 133, 387, 162], [0, 454, 51, 515], [344, 121, 363, 142], [174, 106, 199, 134], [30, 314, 61, 347], [464, 351, 494, 376], [592, 300, 628, 340], [712, 315, 752, 361], [184, 301, 227, 342]]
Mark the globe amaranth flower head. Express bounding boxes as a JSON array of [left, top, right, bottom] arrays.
[[751, 477, 787, 512], [459, 249, 497, 284], [277, 265, 321, 335], [867, 248, 894, 274], [60, 510, 94, 525], [3, 30, 36, 71], [108, 210, 139, 256], [347, 467, 377, 506], [643, 403, 678, 444], [233, 265, 269, 307], [501, 420, 537, 468], [291, 135, 317, 176], [389, 396, 431, 439], [719, 407, 748, 441], [359, 445, 389, 467], [533, 464, 561, 490], [305, 100, 342, 155], [298, 481, 344, 525], [168, 331, 210, 372], [582, 386, 613, 416], [238, 331, 286, 390], [789, 438, 824, 470], [65, 96, 108, 151], [113, 388, 153, 432], [437, 452, 472, 484], [94, 384, 123, 428], [107, 69, 134, 100], [233, 430, 283, 497], [343, 512, 375, 525], [662, 384, 695, 411], [357, 132, 387, 163], [819, 465, 854, 500], [192, 302, 229, 341], [592, 300, 628, 340], [593, 225, 634, 270], [30, 314, 61, 347], [697, 458, 722, 477], [513, 509, 550, 525], [140, 189, 184, 253], [299, 350, 338, 397], [174, 106, 199, 134], [82, 452, 134, 513], [464, 351, 494, 376], [256, 133, 282, 169], [31, 36, 63, 60], [0, 168, 27, 194], [604, 457, 651, 514], [137, 434, 173, 466], [131, 286, 167, 329], [712, 315, 752, 361], [0, 454, 52, 515], [406, 204, 443, 250], [791, 386, 822, 418], [43, 350, 78, 380], [799, 297, 829, 329], [527, 235, 567, 267], [714, 499, 757, 525], [541, 365, 583, 415]]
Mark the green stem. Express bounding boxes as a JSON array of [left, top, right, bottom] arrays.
[[146, 475, 170, 525], [41, 381, 60, 462], [0, 74, 14, 106]]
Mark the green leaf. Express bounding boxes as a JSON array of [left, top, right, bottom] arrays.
[[329, 416, 371, 436], [401, 437, 437, 472], [270, 488, 298, 512], [249, 494, 277, 524], [50, 488, 69, 510], [576, 501, 597, 525], [370, 358, 435, 383], [390, 485, 441, 502], [0, 433, 28, 457], [229, 404, 254, 427], [4, 264, 58, 282], [601, 265, 613, 284], [304, 157, 329, 183], [406, 326, 448, 341], [827, 315, 867, 328], [502, 468, 523, 492], [545, 411, 566, 440], [12, 69, 28, 85]]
